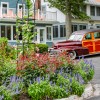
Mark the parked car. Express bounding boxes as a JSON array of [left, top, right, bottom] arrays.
[[49, 28, 100, 59]]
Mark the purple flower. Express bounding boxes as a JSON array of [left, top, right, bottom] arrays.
[[59, 68, 63, 75], [69, 78, 72, 83], [36, 77, 41, 84], [90, 59, 94, 69], [50, 81, 52, 85], [11, 76, 16, 82], [84, 59, 89, 65], [64, 75, 68, 79], [79, 76, 84, 84], [60, 84, 62, 88], [66, 89, 68, 92], [15, 85, 19, 94]]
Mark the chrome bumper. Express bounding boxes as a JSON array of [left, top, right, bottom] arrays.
[[49, 48, 61, 55]]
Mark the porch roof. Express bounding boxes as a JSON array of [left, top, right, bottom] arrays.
[[0, 18, 59, 25]]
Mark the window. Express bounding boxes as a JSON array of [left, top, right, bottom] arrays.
[[7, 26, 11, 40], [1, 25, 11, 40], [33, 29, 37, 41], [18, 26, 22, 40], [40, 29, 44, 42], [19, 5, 22, 9], [1, 25, 5, 37], [90, 6, 95, 16], [79, 25, 86, 30], [72, 25, 78, 32], [18, 4, 25, 15], [47, 27, 51, 40], [85, 33, 92, 40], [96, 25, 100, 28], [41, 5, 46, 14], [96, 7, 100, 16], [60, 25, 66, 37], [94, 32, 100, 39], [68, 34, 83, 41], [2, 3, 8, 14], [13, 26, 16, 40], [53, 26, 58, 38]]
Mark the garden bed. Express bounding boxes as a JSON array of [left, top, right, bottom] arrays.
[[0, 42, 95, 100]]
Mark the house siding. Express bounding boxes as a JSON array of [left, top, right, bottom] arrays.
[[0, 0, 26, 8]]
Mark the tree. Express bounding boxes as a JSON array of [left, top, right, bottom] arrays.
[[16, 0, 37, 55], [48, 0, 89, 39]]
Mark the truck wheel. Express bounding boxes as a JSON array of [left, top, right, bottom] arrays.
[[69, 51, 76, 59]]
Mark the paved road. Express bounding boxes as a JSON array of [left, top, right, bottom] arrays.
[[85, 54, 100, 84], [83, 54, 100, 100], [87, 96, 100, 100]]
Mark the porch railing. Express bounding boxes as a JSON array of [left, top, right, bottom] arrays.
[[0, 7, 57, 21]]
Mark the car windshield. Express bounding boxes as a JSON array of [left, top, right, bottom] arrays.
[[68, 34, 83, 41]]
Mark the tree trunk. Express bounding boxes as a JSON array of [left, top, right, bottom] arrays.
[[65, 0, 72, 40]]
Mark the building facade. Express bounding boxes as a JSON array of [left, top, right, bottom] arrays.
[[41, 0, 100, 43], [0, 0, 100, 46], [0, 0, 58, 46]]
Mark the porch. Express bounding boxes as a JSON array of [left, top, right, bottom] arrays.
[[0, 7, 57, 21]]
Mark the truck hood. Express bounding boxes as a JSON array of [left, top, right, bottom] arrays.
[[53, 40, 82, 49]]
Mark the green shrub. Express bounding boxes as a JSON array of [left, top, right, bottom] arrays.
[[28, 80, 68, 100], [0, 61, 16, 85], [71, 79, 84, 96], [87, 69, 94, 81], [0, 86, 12, 100], [28, 81, 52, 100], [0, 37, 8, 58], [51, 85, 68, 99], [35, 44, 48, 53], [0, 37, 16, 60], [76, 60, 94, 83], [0, 37, 8, 46], [6, 46, 17, 59]]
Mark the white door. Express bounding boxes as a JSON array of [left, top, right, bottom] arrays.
[[40, 29, 45, 43]]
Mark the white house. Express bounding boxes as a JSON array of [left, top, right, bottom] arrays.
[[41, 0, 100, 43], [0, 0, 100, 46]]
